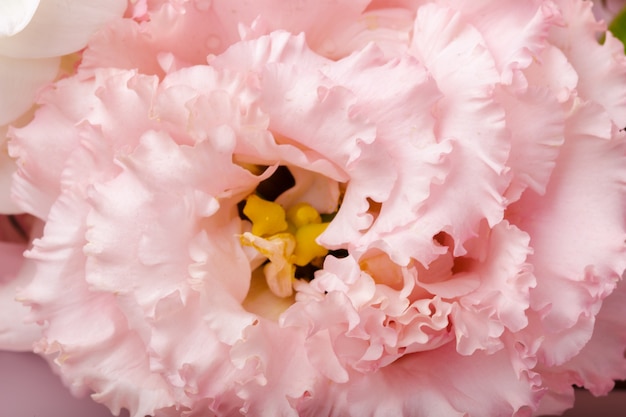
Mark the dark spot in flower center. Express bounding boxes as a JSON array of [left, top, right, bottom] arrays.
[[294, 249, 349, 281], [237, 165, 296, 221], [256, 165, 295, 201]]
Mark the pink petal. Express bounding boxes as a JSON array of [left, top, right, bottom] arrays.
[[297, 343, 542, 417], [509, 101, 626, 366], [548, 278, 626, 395], [498, 87, 565, 202], [550, 0, 626, 124], [19, 193, 175, 417]]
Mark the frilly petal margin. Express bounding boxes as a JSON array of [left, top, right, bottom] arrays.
[[295, 342, 542, 417], [18, 192, 176, 417], [508, 100, 626, 367], [534, 278, 626, 416], [550, 0, 626, 124], [4, 1, 626, 416]]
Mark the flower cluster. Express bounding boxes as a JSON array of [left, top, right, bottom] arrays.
[[2, 1, 626, 416]]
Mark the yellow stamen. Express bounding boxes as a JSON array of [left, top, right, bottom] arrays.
[[241, 195, 331, 297], [293, 222, 329, 266], [286, 202, 322, 228], [243, 194, 288, 236]]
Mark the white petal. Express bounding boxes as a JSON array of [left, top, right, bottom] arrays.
[[0, 0, 40, 37], [0, 55, 59, 125], [0, 0, 126, 59], [0, 127, 20, 214]]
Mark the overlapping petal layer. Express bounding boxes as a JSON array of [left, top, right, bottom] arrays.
[[4, 1, 625, 416]]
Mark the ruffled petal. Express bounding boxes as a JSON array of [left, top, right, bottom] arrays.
[[548, 278, 626, 394], [450, 0, 562, 86], [450, 221, 535, 355], [7, 2, 626, 416], [386, 3, 509, 259], [230, 321, 319, 417], [533, 278, 626, 415], [84, 131, 258, 312], [550, 0, 626, 123], [17, 191, 175, 417], [498, 86, 565, 202], [296, 343, 542, 417], [509, 101, 626, 366]]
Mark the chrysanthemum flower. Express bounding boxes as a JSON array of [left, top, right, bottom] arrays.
[[6, 1, 626, 416]]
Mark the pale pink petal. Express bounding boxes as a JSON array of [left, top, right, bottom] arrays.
[[296, 343, 542, 417], [523, 44, 579, 103], [6, 1, 626, 415], [497, 86, 565, 202], [316, 44, 451, 264], [450, 0, 562, 86], [82, 2, 229, 76], [547, 278, 626, 395], [509, 101, 626, 366], [450, 221, 535, 355], [274, 166, 340, 215], [533, 278, 626, 415], [383, 3, 509, 259], [313, 8, 414, 59], [84, 131, 258, 312], [147, 289, 255, 415], [210, 0, 371, 53], [9, 69, 159, 218], [230, 321, 319, 417], [551, 0, 626, 123], [19, 193, 175, 417]]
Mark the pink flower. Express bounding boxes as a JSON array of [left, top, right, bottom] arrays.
[[6, 1, 626, 416]]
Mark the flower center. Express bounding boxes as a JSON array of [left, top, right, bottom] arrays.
[[240, 194, 330, 297]]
